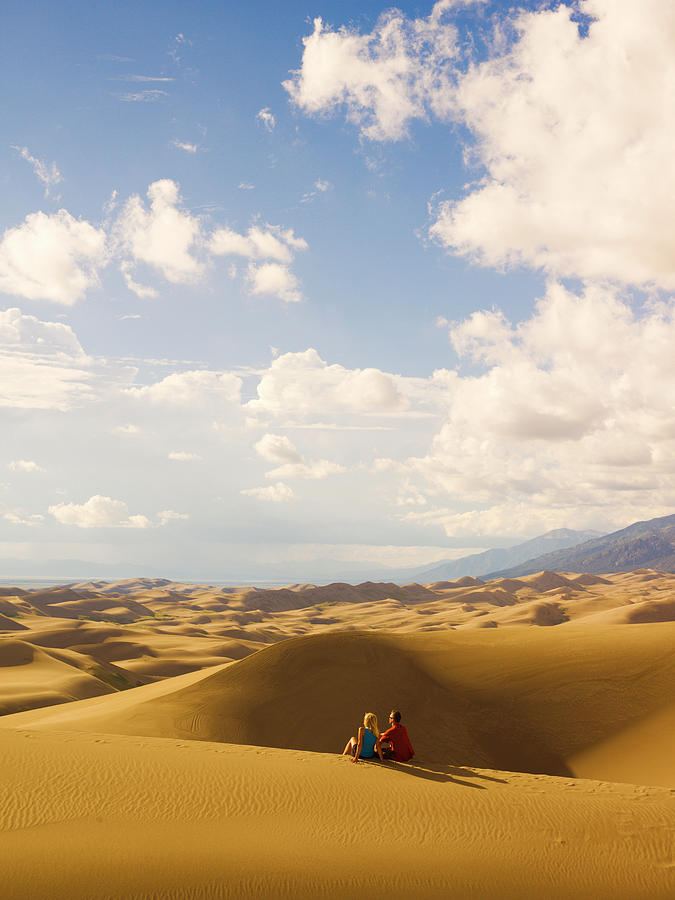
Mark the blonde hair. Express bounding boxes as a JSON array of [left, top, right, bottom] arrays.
[[363, 712, 380, 739]]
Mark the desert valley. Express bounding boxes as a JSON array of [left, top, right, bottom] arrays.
[[1, 567, 673, 898]]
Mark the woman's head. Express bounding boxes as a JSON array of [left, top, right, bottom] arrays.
[[363, 712, 379, 738]]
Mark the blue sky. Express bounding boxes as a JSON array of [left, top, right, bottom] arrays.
[[2, 0, 674, 580]]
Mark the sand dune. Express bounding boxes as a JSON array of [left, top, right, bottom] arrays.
[[1, 572, 674, 897], [0, 638, 144, 715], [2, 570, 675, 717], [0, 726, 671, 899], [6, 624, 674, 789]]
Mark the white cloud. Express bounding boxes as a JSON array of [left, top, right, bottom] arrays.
[[430, 0, 675, 288], [210, 223, 307, 303], [254, 432, 345, 480], [241, 482, 294, 503], [408, 283, 675, 534], [121, 75, 174, 83], [0, 308, 93, 410], [283, 4, 459, 141], [115, 179, 203, 284], [171, 140, 198, 153], [265, 459, 346, 481], [114, 424, 141, 436], [119, 259, 159, 299], [3, 511, 45, 527], [255, 433, 303, 465], [126, 370, 242, 406], [168, 451, 202, 461], [8, 460, 44, 473], [301, 179, 332, 203], [256, 108, 276, 131], [287, 1, 675, 290], [210, 223, 305, 263], [49, 495, 152, 529], [249, 348, 406, 416], [0, 210, 107, 304], [247, 261, 302, 304], [0, 307, 87, 357], [12, 145, 63, 197], [157, 509, 189, 525]]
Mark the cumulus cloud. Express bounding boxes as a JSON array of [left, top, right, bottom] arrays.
[[0, 307, 93, 410], [431, 0, 675, 288], [408, 283, 675, 534], [12, 145, 63, 197], [0, 307, 87, 358], [247, 262, 302, 304], [284, 4, 459, 140], [254, 432, 345, 480], [49, 495, 152, 529], [8, 460, 44, 473], [249, 348, 405, 417], [241, 482, 294, 502], [126, 370, 242, 406], [115, 179, 203, 284], [0, 179, 304, 306], [210, 223, 307, 303], [287, 1, 675, 289], [0, 210, 106, 304], [255, 433, 303, 465]]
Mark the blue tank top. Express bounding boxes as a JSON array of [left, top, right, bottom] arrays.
[[359, 728, 377, 758]]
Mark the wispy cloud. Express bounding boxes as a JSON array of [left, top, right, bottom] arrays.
[[301, 178, 332, 203], [116, 74, 174, 82], [11, 145, 63, 198], [171, 140, 198, 153], [119, 89, 169, 103], [97, 54, 134, 62], [256, 108, 276, 131]]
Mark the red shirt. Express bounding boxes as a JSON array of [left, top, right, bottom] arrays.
[[380, 723, 414, 761]]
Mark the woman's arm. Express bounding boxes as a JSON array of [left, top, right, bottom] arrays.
[[376, 737, 384, 762], [351, 726, 365, 763]]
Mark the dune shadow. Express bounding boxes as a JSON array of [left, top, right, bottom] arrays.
[[362, 758, 504, 788]]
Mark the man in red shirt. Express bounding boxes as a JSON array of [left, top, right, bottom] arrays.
[[379, 709, 414, 762]]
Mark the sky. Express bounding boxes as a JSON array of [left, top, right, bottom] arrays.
[[1, 0, 674, 581]]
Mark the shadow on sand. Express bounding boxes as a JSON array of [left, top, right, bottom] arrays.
[[361, 758, 508, 788]]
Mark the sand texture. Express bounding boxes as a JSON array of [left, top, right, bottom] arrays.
[[0, 572, 674, 897]]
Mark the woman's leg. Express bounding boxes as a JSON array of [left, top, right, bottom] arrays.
[[343, 736, 357, 756]]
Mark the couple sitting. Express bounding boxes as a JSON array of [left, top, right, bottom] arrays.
[[343, 709, 414, 764]]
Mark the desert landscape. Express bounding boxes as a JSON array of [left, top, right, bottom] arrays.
[[1, 570, 673, 898], [3, 0, 675, 896]]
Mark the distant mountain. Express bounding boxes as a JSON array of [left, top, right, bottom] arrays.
[[413, 529, 601, 582], [489, 513, 675, 577]]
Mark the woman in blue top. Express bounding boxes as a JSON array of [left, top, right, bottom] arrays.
[[343, 712, 384, 763]]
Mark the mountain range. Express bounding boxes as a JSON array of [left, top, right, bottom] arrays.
[[410, 528, 600, 582], [489, 513, 675, 577]]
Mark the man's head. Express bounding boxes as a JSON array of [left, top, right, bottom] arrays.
[[389, 709, 402, 724]]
